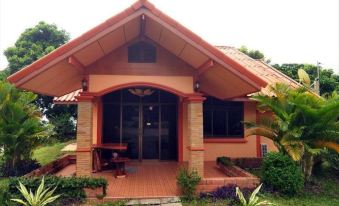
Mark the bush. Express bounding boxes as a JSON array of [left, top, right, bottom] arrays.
[[6, 176, 107, 205], [0, 159, 40, 177], [177, 168, 201, 200], [216, 156, 233, 167], [262, 152, 304, 196]]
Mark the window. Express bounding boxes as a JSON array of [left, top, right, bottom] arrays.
[[261, 144, 268, 156], [128, 41, 156, 63], [203, 97, 244, 138]]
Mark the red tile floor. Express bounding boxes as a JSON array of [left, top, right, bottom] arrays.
[[56, 161, 228, 198]]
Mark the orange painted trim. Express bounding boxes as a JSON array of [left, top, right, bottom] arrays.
[[196, 59, 214, 78], [75, 93, 94, 102], [256, 109, 262, 157], [178, 100, 184, 162], [7, 0, 267, 91], [97, 98, 103, 145], [76, 148, 92, 152], [184, 95, 206, 103], [92, 82, 192, 98], [68, 56, 85, 73], [203, 138, 247, 143], [187, 146, 204, 151]]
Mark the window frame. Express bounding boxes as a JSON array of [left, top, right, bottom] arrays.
[[203, 97, 244, 139]]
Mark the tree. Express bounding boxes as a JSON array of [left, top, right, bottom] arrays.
[[239, 46, 270, 63], [4, 22, 69, 75], [3, 22, 77, 140], [0, 81, 53, 176], [273, 64, 339, 95], [245, 83, 339, 181]]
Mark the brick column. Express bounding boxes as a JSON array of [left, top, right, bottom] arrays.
[[186, 95, 205, 177], [75, 94, 94, 176]]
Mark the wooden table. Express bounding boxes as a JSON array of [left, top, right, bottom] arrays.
[[92, 143, 128, 172]]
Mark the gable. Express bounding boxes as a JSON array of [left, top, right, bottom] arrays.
[[8, 0, 268, 98], [87, 39, 195, 76]]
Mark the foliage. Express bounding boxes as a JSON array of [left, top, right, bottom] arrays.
[[233, 158, 262, 169], [216, 156, 233, 167], [273, 63, 339, 95], [177, 168, 201, 200], [262, 152, 304, 196], [0, 81, 53, 177], [200, 184, 251, 203], [245, 83, 339, 180], [3, 22, 77, 141], [239, 46, 267, 62], [6, 176, 107, 205], [11, 177, 60, 206], [0, 159, 40, 177], [236, 184, 272, 206], [4, 22, 69, 75]]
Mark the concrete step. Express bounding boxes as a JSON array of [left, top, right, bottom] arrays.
[[126, 197, 182, 205]]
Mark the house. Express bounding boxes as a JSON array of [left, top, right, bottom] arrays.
[[8, 0, 298, 181]]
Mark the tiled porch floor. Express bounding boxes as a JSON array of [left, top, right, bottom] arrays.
[[56, 161, 227, 198]]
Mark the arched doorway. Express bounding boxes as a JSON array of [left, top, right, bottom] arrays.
[[102, 87, 178, 161]]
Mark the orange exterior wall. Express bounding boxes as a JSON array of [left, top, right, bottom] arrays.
[[182, 101, 277, 161], [89, 75, 194, 95]]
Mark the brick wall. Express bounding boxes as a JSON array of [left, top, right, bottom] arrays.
[[187, 99, 204, 177], [76, 101, 93, 176]]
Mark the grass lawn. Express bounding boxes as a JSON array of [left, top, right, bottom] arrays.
[[32, 140, 74, 166]]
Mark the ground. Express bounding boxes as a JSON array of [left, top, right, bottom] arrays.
[[33, 140, 74, 165]]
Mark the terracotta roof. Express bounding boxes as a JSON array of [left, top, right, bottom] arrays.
[[54, 47, 300, 104], [53, 89, 81, 104], [216, 46, 300, 96]]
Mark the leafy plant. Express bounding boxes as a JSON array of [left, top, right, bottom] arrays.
[[11, 177, 60, 206], [7, 176, 107, 205], [0, 81, 53, 177], [245, 83, 339, 181], [200, 184, 251, 203], [216, 156, 233, 167], [177, 168, 201, 200], [236, 183, 272, 206], [262, 152, 304, 196]]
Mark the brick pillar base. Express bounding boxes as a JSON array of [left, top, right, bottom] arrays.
[[76, 97, 94, 177], [186, 96, 205, 177]]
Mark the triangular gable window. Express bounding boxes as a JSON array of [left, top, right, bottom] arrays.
[[128, 41, 156, 63]]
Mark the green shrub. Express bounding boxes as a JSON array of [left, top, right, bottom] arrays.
[[216, 156, 233, 167], [176, 168, 201, 200], [262, 152, 304, 196], [6, 176, 107, 205]]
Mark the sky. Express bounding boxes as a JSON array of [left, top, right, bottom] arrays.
[[0, 0, 338, 73]]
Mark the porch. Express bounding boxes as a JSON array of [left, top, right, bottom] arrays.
[[56, 161, 257, 199]]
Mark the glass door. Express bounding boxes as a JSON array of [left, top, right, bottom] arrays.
[[142, 105, 160, 159]]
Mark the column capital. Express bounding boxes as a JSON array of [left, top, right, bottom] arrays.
[[184, 93, 206, 103], [76, 92, 95, 102]]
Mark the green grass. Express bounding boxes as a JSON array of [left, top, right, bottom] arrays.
[[32, 140, 74, 166]]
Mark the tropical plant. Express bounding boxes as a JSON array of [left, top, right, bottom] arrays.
[[236, 184, 273, 206], [0, 81, 53, 176], [177, 168, 201, 200], [245, 83, 339, 180], [11, 177, 60, 206]]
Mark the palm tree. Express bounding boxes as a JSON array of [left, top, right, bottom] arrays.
[[0, 81, 53, 175], [245, 83, 339, 180]]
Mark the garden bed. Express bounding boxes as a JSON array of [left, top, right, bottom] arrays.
[[25, 154, 75, 177]]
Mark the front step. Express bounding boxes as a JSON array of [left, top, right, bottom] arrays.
[[126, 197, 182, 205]]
